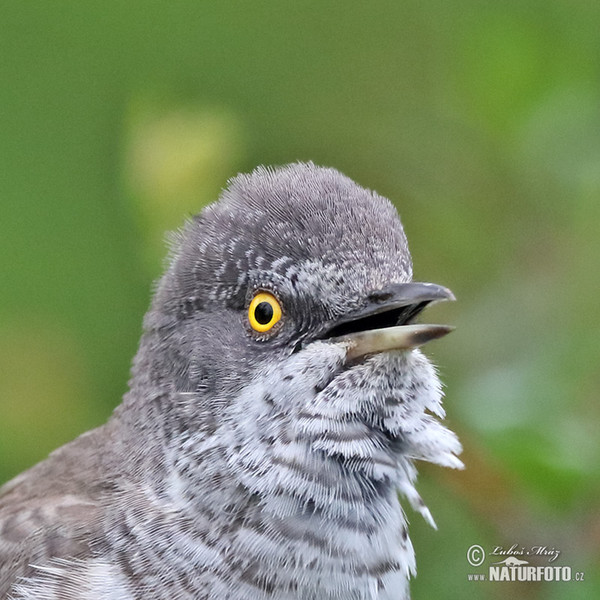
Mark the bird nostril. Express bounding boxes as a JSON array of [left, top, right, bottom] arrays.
[[368, 290, 394, 303]]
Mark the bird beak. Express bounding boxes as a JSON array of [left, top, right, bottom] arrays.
[[324, 282, 455, 361]]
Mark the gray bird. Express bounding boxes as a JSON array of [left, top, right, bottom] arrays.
[[0, 162, 462, 600]]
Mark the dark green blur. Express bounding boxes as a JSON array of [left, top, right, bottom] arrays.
[[1, 2, 598, 597]]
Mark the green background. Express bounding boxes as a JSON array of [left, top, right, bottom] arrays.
[[1, 1, 598, 597]]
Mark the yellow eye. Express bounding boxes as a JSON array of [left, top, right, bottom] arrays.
[[248, 291, 282, 333]]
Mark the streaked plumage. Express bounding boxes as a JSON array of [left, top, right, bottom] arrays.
[[0, 163, 462, 599]]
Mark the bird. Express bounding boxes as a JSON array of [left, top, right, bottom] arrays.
[[0, 162, 463, 600]]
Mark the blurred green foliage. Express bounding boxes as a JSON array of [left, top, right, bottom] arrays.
[[1, 1, 598, 598]]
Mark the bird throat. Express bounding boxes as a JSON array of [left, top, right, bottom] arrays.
[[149, 345, 461, 599]]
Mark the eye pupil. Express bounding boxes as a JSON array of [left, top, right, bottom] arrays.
[[254, 301, 274, 325]]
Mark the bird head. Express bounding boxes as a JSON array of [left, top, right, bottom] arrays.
[[128, 162, 462, 526]]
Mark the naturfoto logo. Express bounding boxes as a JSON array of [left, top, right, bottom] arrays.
[[466, 544, 585, 583]]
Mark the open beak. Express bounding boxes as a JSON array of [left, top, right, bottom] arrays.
[[323, 282, 455, 361]]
